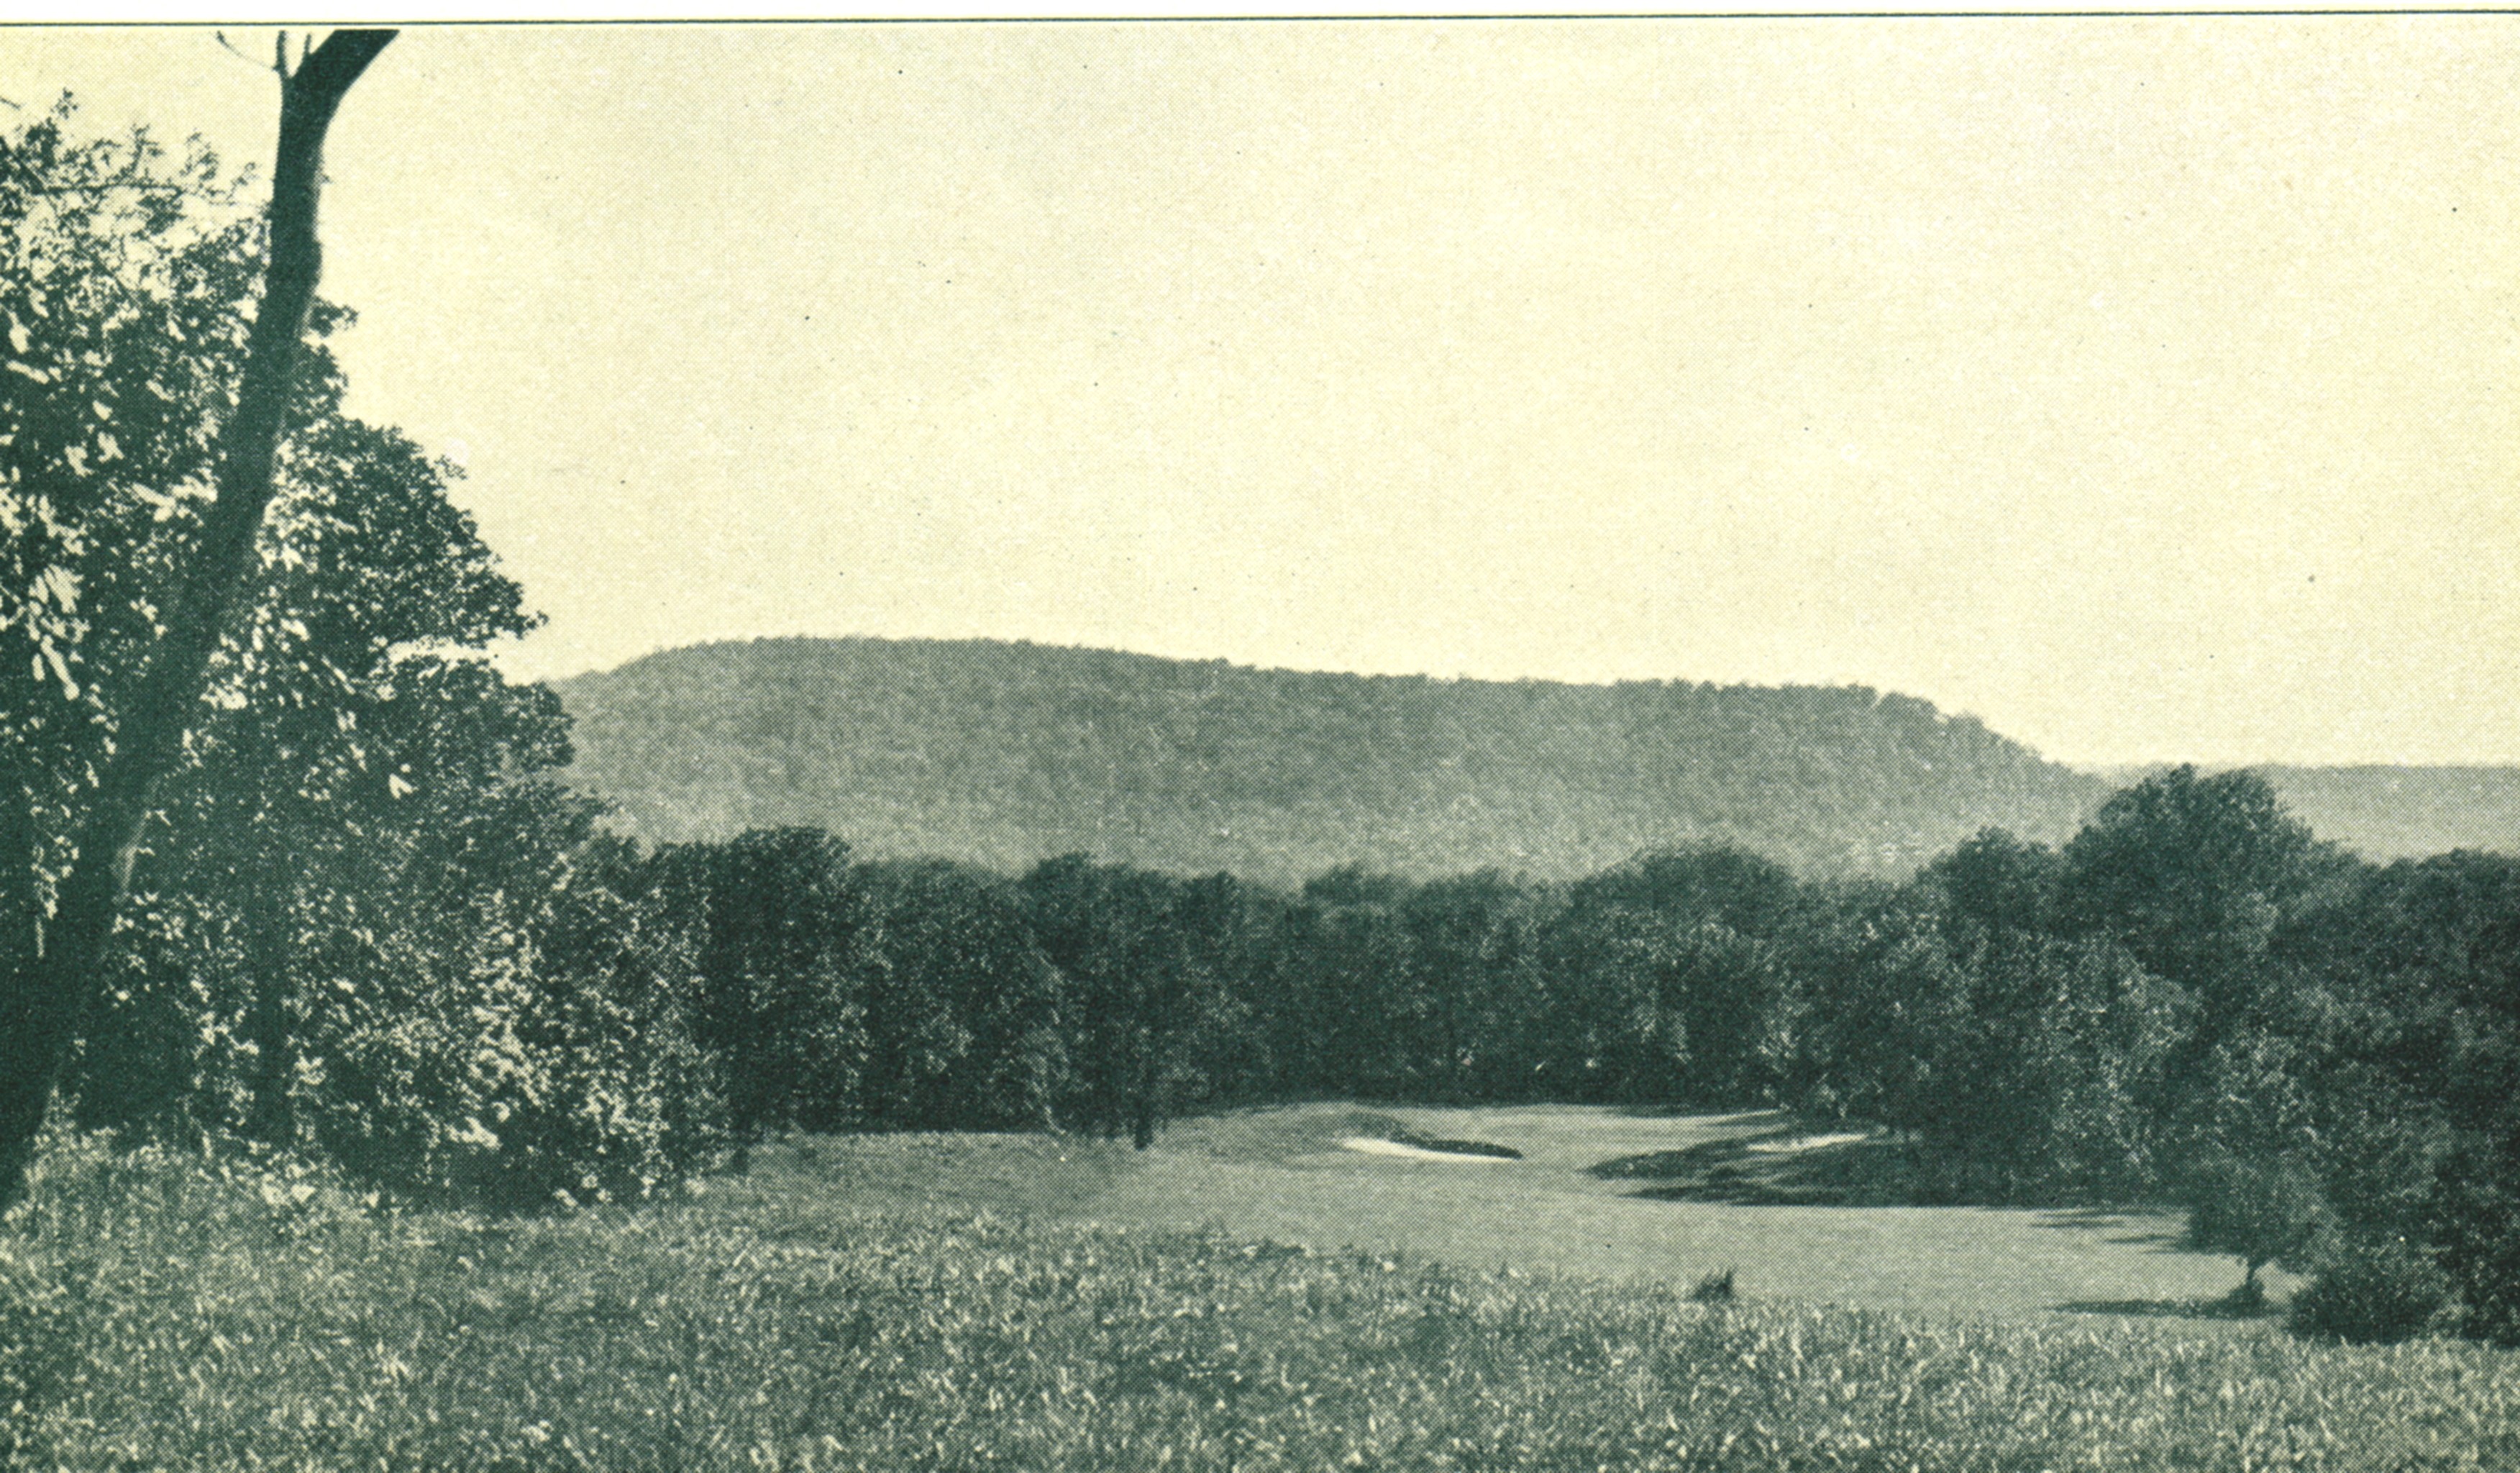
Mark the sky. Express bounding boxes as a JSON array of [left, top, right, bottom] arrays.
[[2, 19, 2515, 770]]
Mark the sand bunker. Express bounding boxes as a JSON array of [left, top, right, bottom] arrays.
[[1341, 1136, 1517, 1162], [1745, 1131, 1871, 1156]]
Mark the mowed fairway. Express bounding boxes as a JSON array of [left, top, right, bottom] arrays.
[[770, 1103, 2258, 1323]]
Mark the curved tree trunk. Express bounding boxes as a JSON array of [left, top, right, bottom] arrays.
[[0, 29, 396, 1208]]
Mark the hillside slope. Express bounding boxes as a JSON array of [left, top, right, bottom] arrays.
[[2238, 767, 2520, 866], [2077, 764, 2520, 864], [553, 637, 2112, 883]]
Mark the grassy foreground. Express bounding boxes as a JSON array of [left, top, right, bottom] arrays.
[[7, 1132, 2520, 1471]]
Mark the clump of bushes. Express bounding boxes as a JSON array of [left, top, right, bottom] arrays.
[[2429, 1150, 2520, 1346], [75, 806, 734, 1213], [2289, 1236, 2455, 1345]]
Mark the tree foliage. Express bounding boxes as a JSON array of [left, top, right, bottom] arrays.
[[4, 89, 722, 1207]]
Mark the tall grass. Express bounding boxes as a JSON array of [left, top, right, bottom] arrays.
[[7, 1131, 2519, 1471]]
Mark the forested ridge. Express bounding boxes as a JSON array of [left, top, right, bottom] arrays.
[[558, 638, 2520, 886], [2234, 765, 2520, 863], [556, 637, 2111, 883]]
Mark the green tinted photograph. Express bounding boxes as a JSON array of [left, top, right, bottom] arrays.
[[2, 16, 2517, 1469]]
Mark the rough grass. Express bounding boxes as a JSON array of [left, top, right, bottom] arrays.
[[8, 1128, 2520, 1470]]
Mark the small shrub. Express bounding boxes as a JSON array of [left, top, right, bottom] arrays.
[[2290, 1236, 2453, 1344], [2218, 1276, 2268, 1316], [2185, 1149, 2327, 1295], [1690, 1267, 1737, 1303], [2428, 1146, 2520, 1346]]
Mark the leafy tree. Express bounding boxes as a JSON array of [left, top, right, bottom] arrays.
[[1544, 849, 1800, 1105], [521, 827, 726, 1202], [65, 329, 549, 1148], [103, 657, 721, 1203], [654, 828, 861, 1137], [1023, 857, 1242, 1146], [1935, 828, 2063, 944], [1397, 871, 1555, 1103], [854, 858, 1064, 1132], [1775, 880, 1955, 1127], [1585, 848, 1802, 939], [6, 55, 724, 1207], [1163, 870, 1276, 1116], [1779, 840, 2183, 1202], [1924, 831, 2186, 1198], [1300, 865, 1414, 911], [2060, 767, 2327, 1051], [2288, 852, 2520, 1341], [0, 32, 395, 1204], [1889, 933, 2179, 1200], [304, 766, 711, 1205], [2186, 1149, 2328, 1302], [1284, 875, 1419, 1100], [2009, 940, 2186, 1198], [71, 656, 724, 1204]]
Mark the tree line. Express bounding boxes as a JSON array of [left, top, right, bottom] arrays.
[[698, 779, 2520, 1345], [70, 756, 2520, 1346]]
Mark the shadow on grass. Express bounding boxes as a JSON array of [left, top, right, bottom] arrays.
[[1610, 1104, 1789, 1127], [1594, 1134, 2213, 1235], [1589, 1126, 1935, 1207], [2054, 1291, 2274, 1323], [2032, 1206, 2186, 1248]]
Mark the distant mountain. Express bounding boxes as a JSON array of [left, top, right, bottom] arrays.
[[552, 637, 2114, 885], [2202, 766, 2520, 866], [552, 638, 2519, 883]]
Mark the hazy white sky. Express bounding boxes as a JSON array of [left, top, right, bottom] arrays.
[[5, 21, 2515, 768]]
